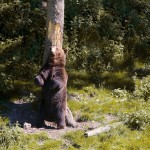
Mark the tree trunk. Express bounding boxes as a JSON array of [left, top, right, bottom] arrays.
[[43, 0, 76, 128], [43, 0, 64, 65]]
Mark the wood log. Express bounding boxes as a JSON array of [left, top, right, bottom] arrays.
[[84, 122, 123, 137]]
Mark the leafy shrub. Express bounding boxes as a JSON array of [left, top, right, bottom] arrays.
[[123, 109, 150, 130], [133, 75, 150, 101], [5, 60, 39, 80], [0, 117, 9, 127], [65, 0, 150, 74], [21, 92, 36, 103], [0, 1, 45, 64], [0, 123, 22, 149], [113, 88, 129, 98], [0, 123, 62, 149], [0, 72, 14, 93]]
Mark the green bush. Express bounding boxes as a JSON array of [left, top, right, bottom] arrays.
[[0, 72, 14, 93], [133, 75, 150, 101], [5, 60, 39, 80], [0, 117, 9, 127], [65, 0, 150, 73], [123, 109, 150, 130], [0, 123, 22, 149], [112, 88, 129, 98], [0, 1, 45, 63]]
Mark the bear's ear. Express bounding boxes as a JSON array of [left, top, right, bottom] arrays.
[[63, 48, 68, 54]]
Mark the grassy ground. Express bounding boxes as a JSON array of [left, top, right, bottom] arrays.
[[0, 70, 150, 150]]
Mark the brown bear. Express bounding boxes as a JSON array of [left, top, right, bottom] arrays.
[[34, 48, 68, 129]]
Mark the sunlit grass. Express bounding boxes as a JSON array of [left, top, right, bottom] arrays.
[[0, 125, 63, 150], [64, 126, 150, 150]]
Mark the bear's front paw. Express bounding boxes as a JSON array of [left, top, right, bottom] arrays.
[[57, 125, 65, 129]]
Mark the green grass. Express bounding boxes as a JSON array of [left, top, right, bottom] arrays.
[[64, 126, 150, 150], [0, 70, 150, 149], [0, 124, 63, 150], [100, 71, 135, 91]]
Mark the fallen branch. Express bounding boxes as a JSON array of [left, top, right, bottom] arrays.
[[84, 122, 123, 137]]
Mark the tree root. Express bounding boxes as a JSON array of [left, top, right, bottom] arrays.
[[66, 106, 77, 128]]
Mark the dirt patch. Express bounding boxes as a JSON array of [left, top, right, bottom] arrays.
[[1, 100, 102, 139], [23, 121, 101, 139], [1, 100, 116, 139], [2, 100, 37, 126]]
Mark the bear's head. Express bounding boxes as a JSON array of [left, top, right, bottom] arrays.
[[49, 47, 67, 66], [34, 47, 67, 87]]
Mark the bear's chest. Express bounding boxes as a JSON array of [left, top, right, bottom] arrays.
[[42, 87, 67, 102]]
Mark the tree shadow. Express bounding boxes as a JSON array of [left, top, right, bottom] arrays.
[[0, 101, 37, 127], [0, 100, 58, 129]]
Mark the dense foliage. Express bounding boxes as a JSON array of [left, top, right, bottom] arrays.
[[0, 0, 150, 92], [65, 0, 150, 71]]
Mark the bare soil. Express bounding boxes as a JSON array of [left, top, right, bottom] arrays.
[[1, 100, 116, 139]]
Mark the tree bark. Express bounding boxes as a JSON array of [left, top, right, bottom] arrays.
[[43, 0, 64, 65], [43, 0, 76, 128]]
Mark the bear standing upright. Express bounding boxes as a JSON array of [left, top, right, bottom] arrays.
[[34, 48, 68, 129]]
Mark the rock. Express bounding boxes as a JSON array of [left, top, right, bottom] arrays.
[[24, 122, 31, 130]]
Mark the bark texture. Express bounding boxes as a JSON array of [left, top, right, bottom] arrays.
[[43, 0, 64, 65]]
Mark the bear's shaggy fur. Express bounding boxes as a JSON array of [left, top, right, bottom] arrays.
[[34, 48, 68, 129]]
